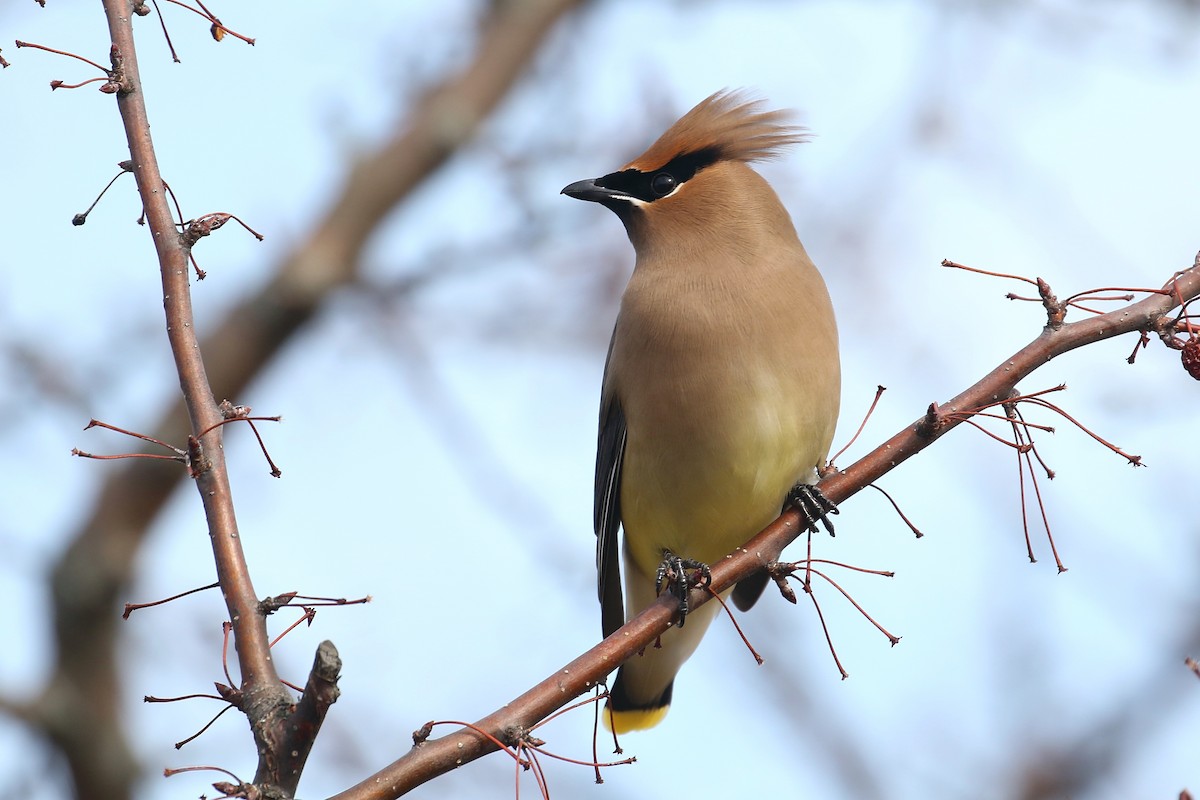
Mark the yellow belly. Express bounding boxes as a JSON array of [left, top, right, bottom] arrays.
[[619, 396, 815, 578]]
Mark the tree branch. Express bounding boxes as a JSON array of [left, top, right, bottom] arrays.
[[329, 257, 1200, 800], [103, 0, 291, 781], [29, 1, 586, 798]]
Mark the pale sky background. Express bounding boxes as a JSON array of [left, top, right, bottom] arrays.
[[2, 2, 1199, 799]]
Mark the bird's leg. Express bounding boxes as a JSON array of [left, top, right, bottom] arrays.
[[655, 550, 712, 627], [787, 483, 839, 536]]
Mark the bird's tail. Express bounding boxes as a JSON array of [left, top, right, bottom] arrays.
[[604, 670, 673, 732], [601, 590, 723, 732]]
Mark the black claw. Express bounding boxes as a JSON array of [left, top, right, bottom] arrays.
[[655, 551, 711, 627], [787, 483, 839, 536]]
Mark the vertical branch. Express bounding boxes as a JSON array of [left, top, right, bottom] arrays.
[[31, 1, 586, 796], [100, 0, 289, 754]]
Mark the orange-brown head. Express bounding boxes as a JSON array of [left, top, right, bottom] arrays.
[[562, 90, 808, 254]]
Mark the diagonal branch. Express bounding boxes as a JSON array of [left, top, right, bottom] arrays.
[[328, 257, 1200, 800]]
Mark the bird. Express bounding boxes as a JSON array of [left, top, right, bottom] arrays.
[[561, 90, 841, 733]]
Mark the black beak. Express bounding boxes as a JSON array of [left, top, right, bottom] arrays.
[[561, 178, 629, 205]]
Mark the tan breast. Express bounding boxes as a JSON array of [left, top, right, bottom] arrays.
[[607, 246, 840, 575]]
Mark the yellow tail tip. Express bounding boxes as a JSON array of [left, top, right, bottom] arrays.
[[602, 702, 670, 733]]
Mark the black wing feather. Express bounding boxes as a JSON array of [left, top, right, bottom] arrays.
[[595, 387, 627, 639]]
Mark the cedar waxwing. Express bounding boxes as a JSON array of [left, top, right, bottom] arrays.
[[562, 90, 841, 733]]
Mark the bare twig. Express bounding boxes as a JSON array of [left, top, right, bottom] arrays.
[[828, 384, 886, 466]]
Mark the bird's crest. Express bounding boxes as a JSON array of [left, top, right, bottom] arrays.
[[625, 89, 808, 173]]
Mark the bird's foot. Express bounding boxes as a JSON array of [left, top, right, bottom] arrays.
[[787, 483, 839, 536], [655, 551, 712, 627]]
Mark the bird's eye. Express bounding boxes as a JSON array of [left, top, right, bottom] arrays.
[[650, 172, 677, 197]]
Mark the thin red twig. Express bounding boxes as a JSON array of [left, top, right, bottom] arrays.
[[942, 258, 1039, 286], [704, 584, 763, 664], [14, 39, 108, 72], [801, 577, 848, 679], [123, 581, 219, 618], [173, 704, 235, 749], [805, 567, 901, 645], [828, 385, 886, 466], [866, 483, 924, 538]]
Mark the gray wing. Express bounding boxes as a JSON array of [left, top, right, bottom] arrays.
[[595, 374, 627, 639]]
